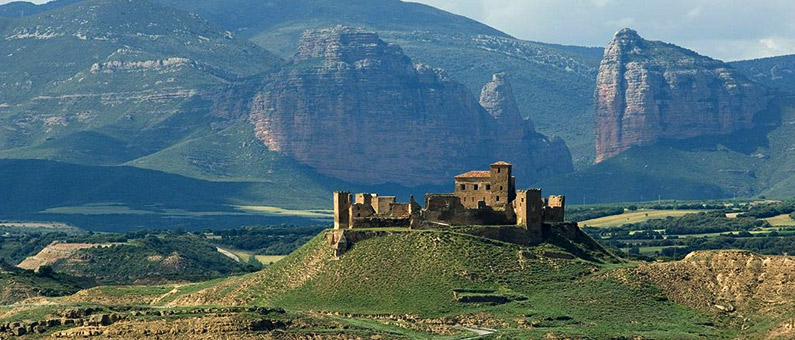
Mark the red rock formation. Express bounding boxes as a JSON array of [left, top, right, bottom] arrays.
[[595, 28, 768, 163], [250, 26, 571, 186]]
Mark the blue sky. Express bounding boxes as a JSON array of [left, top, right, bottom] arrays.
[[4, 0, 794, 61]]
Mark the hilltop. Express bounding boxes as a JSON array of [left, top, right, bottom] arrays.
[[0, 261, 85, 305], [2, 227, 793, 338], [15, 234, 254, 285]]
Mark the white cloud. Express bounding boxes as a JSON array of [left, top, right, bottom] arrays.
[[413, 0, 795, 61], [685, 7, 702, 20]]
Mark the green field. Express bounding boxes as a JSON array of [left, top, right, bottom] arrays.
[[579, 210, 704, 228], [236, 206, 332, 219]]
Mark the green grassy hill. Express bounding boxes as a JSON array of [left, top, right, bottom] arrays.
[[155, 229, 737, 338], [2, 228, 792, 338]]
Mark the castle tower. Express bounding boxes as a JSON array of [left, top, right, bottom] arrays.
[[544, 195, 566, 223], [333, 191, 352, 229], [488, 161, 514, 207], [515, 189, 543, 232]]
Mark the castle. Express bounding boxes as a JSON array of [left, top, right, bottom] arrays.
[[333, 162, 565, 234]]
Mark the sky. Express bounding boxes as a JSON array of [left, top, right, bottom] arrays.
[[3, 0, 794, 61], [411, 0, 795, 61]]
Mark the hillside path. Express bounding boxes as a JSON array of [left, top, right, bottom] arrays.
[[460, 326, 497, 339]]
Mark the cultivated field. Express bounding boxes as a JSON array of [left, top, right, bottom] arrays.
[[579, 210, 704, 228], [765, 214, 795, 226]]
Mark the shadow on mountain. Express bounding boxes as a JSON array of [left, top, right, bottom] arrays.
[[659, 100, 783, 154]]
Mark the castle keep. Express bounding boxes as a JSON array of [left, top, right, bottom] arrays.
[[333, 162, 566, 233]]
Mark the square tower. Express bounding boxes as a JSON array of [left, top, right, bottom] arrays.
[[488, 161, 514, 207], [333, 191, 352, 229], [544, 195, 566, 222], [515, 189, 543, 232]]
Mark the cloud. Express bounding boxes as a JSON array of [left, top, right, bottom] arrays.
[[412, 0, 795, 61], [4, 0, 794, 61], [591, 0, 613, 9], [605, 17, 635, 29], [685, 7, 702, 20]]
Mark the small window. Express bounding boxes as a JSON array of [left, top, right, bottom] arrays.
[[460, 184, 466, 191], [472, 197, 475, 202], [496, 196, 500, 202], [499, 186, 503, 191], [486, 184, 491, 190], [522, 198, 525, 202], [497, 168, 501, 173], [474, 184, 479, 191]]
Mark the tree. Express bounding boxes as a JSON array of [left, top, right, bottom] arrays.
[[36, 265, 54, 278]]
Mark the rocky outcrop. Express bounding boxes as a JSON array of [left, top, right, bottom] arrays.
[[479, 73, 524, 122], [250, 26, 572, 186], [595, 28, 769, 163], [628, 250, 795, 318]]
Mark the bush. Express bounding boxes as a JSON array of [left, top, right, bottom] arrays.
[[739, 202, 795, 218]]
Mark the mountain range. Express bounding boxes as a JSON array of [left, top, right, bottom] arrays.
[[1, 0, 795, 228]]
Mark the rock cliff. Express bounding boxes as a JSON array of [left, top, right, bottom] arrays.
[[250, 27, 572, 186], [595, 28, 769, 163]]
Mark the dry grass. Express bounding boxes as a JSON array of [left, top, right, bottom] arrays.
[[579, 210, 704, 228], [765, 214, 795, 226]]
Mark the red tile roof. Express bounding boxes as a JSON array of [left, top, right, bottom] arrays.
[[491, 161, 511, 166], [455, 171, 490, 179]]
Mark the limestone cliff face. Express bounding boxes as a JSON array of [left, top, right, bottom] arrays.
[[250, 27, 572, 186], [480, 73, 521, 120], [595, 28, 768, 163]]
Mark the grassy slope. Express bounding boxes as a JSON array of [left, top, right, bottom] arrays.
[[157, 230, 727, 338], [0, 159, 338, 232], [0, 261, 84, 305], [0, 272, 82, 305], [5, 229, 787, 338], [0, 159, 325, 212]]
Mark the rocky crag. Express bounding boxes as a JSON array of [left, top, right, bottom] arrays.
[[250, 26, 572, 186], [595, 28, 769, 163]]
